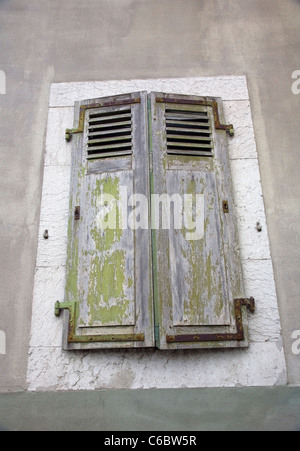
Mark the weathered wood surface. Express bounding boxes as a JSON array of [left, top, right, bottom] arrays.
[[65, 92, 154, 349], [64, 90, 247, 350], [150, 92, 246, 349]]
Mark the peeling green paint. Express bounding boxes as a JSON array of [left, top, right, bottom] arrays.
[[179, 174, 226, 325], [90, 176, 123, 252], [82, 175, 134, 326], [65, 161, 86, 305], [128, 277, 134, 289], [87, 250, 131, 326], [65, 205, 79, 303]]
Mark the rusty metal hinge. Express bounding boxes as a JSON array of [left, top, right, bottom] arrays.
[[54, 301, 145, 344], [166, 297, 255, 344], [65, 97, 141, 142], [156, 96, 234, 136]]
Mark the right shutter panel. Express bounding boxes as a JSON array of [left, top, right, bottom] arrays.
[[150, 92, 253, 350]]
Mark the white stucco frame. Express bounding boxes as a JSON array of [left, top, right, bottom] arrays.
[[27, 76, 287, 390]]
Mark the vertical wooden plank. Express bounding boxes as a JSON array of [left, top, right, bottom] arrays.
[[167, 170, 230, 327], [77, 170, 135, 328]]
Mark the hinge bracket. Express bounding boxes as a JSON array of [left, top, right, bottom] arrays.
[[166, 297, 255, 344], [156, 96, 234, 136], [65, 97, 141, 142], [54, 301, 145, 344]]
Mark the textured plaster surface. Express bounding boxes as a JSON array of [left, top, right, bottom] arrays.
[[27, 77, 287, 391]]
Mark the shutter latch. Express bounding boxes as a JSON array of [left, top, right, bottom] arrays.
[[74, 206, 80, 221], [223, 200, 229, 213]]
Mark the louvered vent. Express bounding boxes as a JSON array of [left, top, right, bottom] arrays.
[[165, 108, 213, 157], [87, 108, 133, 159]]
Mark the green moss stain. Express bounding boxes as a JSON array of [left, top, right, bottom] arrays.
[[183, 242, 223, 325], [183, 237, 205, 324], [85, 175, 133, 326], [90, 176, 123, 252], [66, 235, 79, 302], [65, 199, 80, 303], [65, 161, 87, 304], [128, 277, 134, 289], [180, 174, 225, 325], [67, 169, 135, 327], [87, 250, 131, 326]]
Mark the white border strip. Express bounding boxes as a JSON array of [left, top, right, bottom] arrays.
[[49, 76, 249, 107]]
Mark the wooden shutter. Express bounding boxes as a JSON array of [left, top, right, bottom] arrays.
[[60, 92, 154, 349], [149, 92, 254, 350]]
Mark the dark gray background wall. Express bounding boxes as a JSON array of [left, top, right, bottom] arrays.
[[0, 0, 300, 391]]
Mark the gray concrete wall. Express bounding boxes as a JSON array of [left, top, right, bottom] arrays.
[[0, 0, 299, 392]]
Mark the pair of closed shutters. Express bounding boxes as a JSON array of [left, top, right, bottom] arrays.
[[56, 91, 254, 350]]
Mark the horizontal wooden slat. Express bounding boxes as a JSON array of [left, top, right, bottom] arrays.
[[88, 136, 132, 145], [166, 120, 210, 127], [167, 134, 212, 142], [166, 149, 213, 156], [88, 127, 132, 137], [89, 112, 132, 123], [89, 107, 131, 116], [88, 142, 132, 152], [166, 126, 211, 135], [88, 120, 132, 130], [167, 142, 213, 149], [165, 114, 209, 121], [87, 150, 133, 160]]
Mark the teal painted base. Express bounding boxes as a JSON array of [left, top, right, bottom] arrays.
[[0, 387, 299, 431]]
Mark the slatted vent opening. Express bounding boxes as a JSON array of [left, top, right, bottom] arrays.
[[165, 108, 213, 157], [87, 108, 133, 159]]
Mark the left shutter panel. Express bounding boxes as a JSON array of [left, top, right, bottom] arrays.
[[61, 92, 154, 350]]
